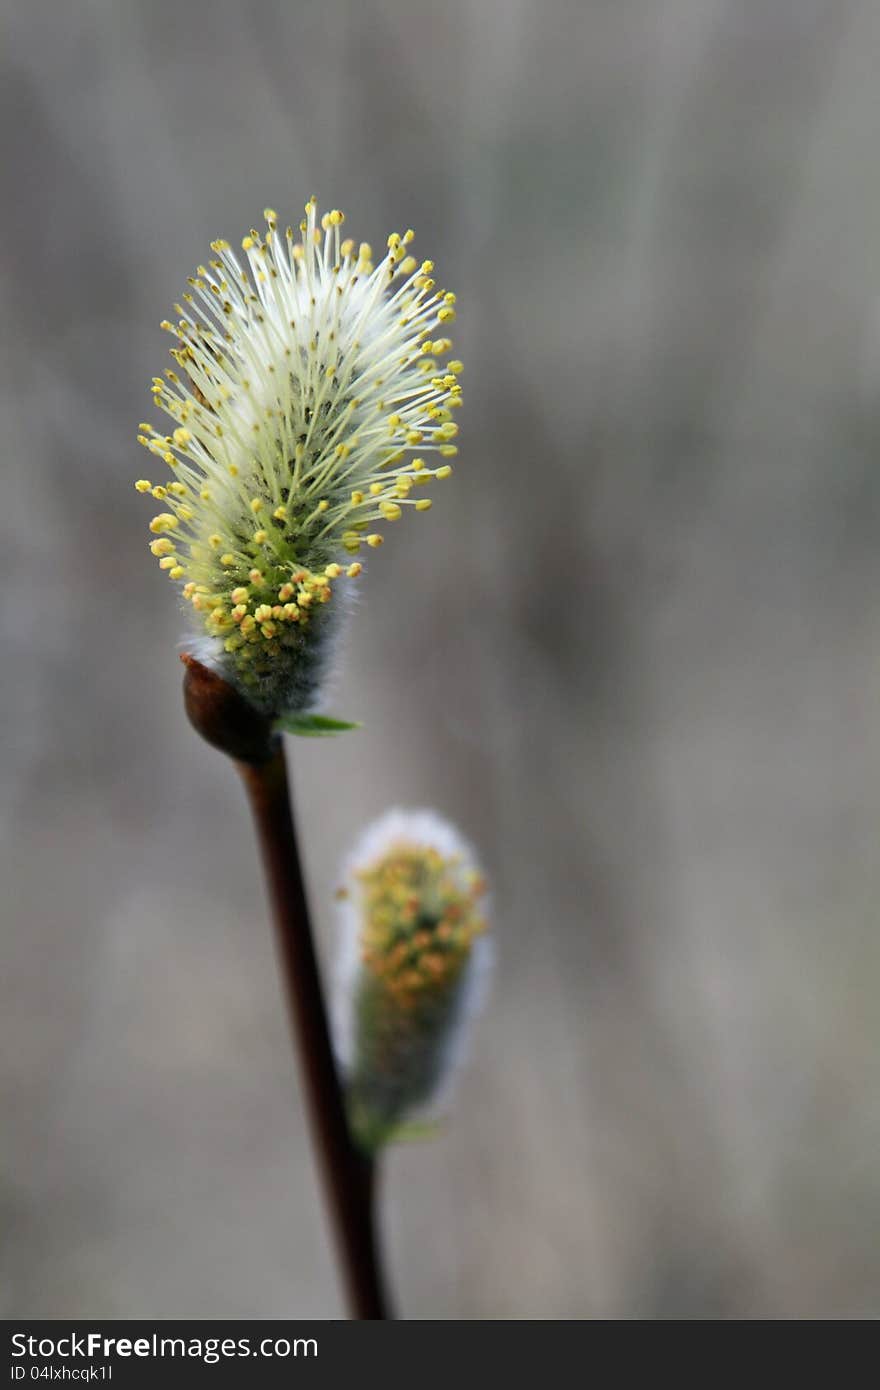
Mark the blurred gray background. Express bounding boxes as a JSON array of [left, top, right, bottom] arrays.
[[3, 0, 880, 1319]]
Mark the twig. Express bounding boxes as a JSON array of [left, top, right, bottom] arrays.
[[182, 655, 391, 1319]]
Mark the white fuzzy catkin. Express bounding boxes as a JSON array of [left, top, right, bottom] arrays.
[[136, 199, 461, 716], [335, 809, 491, 1151]]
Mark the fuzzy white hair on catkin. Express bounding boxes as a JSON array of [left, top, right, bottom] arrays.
[[140, 200, 461, 725], [333, 808, 493, 1119], [178, 570, 359, 716]]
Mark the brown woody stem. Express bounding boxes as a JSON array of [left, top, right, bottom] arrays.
[[181, 656, 390, 1319]]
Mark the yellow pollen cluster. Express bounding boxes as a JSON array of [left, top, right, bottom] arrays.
[[136, 198, 463, 712], [356, 845, 487, 1011]]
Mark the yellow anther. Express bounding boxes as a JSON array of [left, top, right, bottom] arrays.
[[379, 502, 402, 521], [240, 615, 256, 635], [183, 583, 197, 599], [150, 538, 174, 557], [406, 430, 422, 445], [158, 556, 175, 570], [444, 292, 456, 305], [440, 444, 458, 457], [341, 238, 355, 257], [172, 427, 191, 445], [329, 209, 345, 226], [231, 605, 247, 621], [420, 260, 434, 274], [369, 482, 384, 495], [387, 413, 402, 429], [169, 566, 185, 580], [277, 583, 295, 601], [253, 529, 268, 544], [411, 457, 425, 471], [448, 360, 463, 374], [387, 233, 401, 249], [220, 553, 235, 566], [264, 208, 278, 225], [282, 604, 300, 621], [273, 506, 287, 521], [248, 569, 264, 586], [436, 465, 453, 479], [438, 306, 456, 323], [242, 236, 255, 251], [415, 498, 433, 511], [250, 497, 263, 513], [317, 500, 329, 512], [359, 242, 372, 260], [228, 464, 239, 476], [366, 534, 384, 548], [324, 563, 343, 578], [135, 479, 152, 493], [346, 562, 363, 578], [230, 587, 249, 603], [149, 513, 178, 533], [163, 452, 177, 466], [208, 534, 223, 548], [342, 532, 361, 553], [254, 604, 273, 623], [351, 490, 365, 505], [400, 256, 417, 275]]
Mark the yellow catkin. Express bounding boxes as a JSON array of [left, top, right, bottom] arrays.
[[136, 198, 463, 713]]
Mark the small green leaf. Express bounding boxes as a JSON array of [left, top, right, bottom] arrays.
[[386, 1119, 443, 1144], [274, 712, 362, 737]]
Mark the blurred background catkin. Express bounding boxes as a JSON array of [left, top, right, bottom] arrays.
[[3, 0, 880, 1319]]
